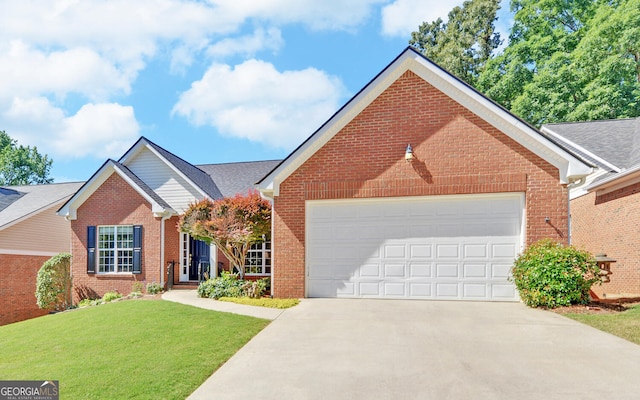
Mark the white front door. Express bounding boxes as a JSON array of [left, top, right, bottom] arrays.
[[306, 193, 524, 301]]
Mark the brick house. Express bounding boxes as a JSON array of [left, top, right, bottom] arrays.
[[542, 118, 640, 299], [57, 138, 278, 302], [256, 47, 592, 300], [0, 182, 82, 325], [59, 47, 593, 303]]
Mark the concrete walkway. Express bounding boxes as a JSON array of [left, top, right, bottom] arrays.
[[183, 298, 640, 400], [161, 289, 284, 320]]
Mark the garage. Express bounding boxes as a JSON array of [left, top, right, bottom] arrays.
[[306, 193, 524, 301]]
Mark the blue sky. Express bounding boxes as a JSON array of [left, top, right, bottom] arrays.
[[0, 1, 513, 183]]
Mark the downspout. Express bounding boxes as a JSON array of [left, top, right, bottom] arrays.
[[566, 177, 587, 245], [160, 213, 171, 288]]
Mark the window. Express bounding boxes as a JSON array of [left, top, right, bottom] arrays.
[[98, 225, 134, 273], [244, 241, 271, 275]]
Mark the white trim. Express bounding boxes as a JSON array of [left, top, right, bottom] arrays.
[[119, 140, 210, 199], [0, 248, 60, 257], [258, 49, 591, 198], [587, 165, 640, 195], [540, 126, 621, 173], [57, 160, 176, 220]]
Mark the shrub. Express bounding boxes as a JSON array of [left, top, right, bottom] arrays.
[[198, 272, 243, 299], [102, 291, 122, 303], [146, 282, 163, 294], [511, 239, 601, 308], [36, 253, 72, 311]]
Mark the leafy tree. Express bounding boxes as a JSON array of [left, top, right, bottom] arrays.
[[36, 253, 72, 311], [477, 0, 640, 125], [179, 192, 271, 279], [409, 0, 502, 86], [0, 130, 53, 185]]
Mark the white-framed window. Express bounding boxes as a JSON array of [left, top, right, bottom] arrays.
[[244, 241, 271, 276], [98, 225, 134, 273]]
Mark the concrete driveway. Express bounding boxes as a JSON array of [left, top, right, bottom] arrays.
[[188, 299, 640, 400]]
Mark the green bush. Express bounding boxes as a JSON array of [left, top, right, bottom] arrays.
[[102, 291, 122, 303], [36, 253, 72, 311], [197, 273, 270, 299], [146, 282, 163, 295], [511, 239, 601, 308], [131, 280, 144, 294], [197, 272, 243, 299]]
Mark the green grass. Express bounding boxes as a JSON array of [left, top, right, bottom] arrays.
[[565, 304, 640, 345], [218, 296, 300, 309], [0, 300, 269, 399]]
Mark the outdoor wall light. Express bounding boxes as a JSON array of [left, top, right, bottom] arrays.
[[405, 144, 413, 162]]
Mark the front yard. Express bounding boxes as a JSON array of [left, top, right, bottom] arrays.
[[559, 303, 640, 345], [0, 300, 269, 399]]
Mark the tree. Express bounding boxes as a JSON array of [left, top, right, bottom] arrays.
[[179, 192, 271, 279], [409, 0, 502, 86], [477, 0, 640, 125], [0, 130, 53, 185], [36, 253, 72, 311]]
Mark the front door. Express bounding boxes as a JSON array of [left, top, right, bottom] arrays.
[[189, 237, 211, 281], [180, 233, 211, 282]]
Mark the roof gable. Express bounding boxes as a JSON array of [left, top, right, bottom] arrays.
[[257, 47, 592, 196], [120, 137, 222, 199], [57, 160, 175, 220]]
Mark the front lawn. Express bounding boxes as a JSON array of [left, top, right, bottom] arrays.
[[0, 300, 269, 399], [565, 304, 640, 345]]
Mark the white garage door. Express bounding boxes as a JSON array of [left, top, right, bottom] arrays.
[[306, 193, 523, 301]]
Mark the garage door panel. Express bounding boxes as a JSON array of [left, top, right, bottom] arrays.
[[436, 244, 459, 258], [436, 263, 459, 277], [464, 283, 488, 299], [384, 282, 405, 297], [436, 283, 459, 297], [359, 282, 380, 296], [307, 194, 522, 301], [384, 263, 405, 277], [463, 263, 488, 278]]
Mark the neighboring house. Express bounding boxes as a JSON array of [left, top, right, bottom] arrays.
[[256, 47, 592, 301], [542, 117, 640, 299], [56, 137, 279, 302], [0, 182, 83, 325]]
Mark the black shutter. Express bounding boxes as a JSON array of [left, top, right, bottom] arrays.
[[87, 226, 96, 274], [133, 225, 142, 274]]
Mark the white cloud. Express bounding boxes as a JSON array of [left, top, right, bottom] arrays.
[[207, 28, 284, 59], [2, 97, 139, 159], [172, 59, 347, 148], [381, 0, 462, 37]]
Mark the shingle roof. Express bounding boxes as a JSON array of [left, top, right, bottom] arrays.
[[542, 118, 640, 170], [0, 182, 83, 229], [197, 160, 282, 198], [135, 137, 223, 199]]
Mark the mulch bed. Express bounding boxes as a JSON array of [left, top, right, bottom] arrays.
[[551, 301, 640, 315]]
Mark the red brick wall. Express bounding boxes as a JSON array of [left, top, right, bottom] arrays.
[[0, 254, 49, 325], [70, 173, 165, 302], [571, 184, 640, 297], [272, 71, 568, 298]]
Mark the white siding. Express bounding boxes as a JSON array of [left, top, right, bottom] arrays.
[[0, 205, 71, 254], [126, 148, 204, 213]]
